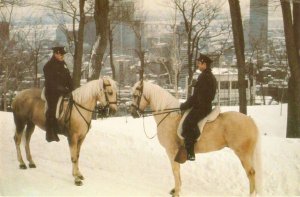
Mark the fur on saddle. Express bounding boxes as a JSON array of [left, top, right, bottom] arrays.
[[177, 105, 221, 140]]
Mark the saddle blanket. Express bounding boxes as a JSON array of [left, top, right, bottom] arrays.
[[177, 105, 221, 140], [41, 87, 64, 119]]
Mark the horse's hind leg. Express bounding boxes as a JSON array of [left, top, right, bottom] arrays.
[[25, 121, 36, 168], [235, 151, 256, 194], [13, 117, 26, 169]]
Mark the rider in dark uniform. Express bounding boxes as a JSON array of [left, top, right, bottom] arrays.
[[180, 54, 217, 161], [43, 46, 73, 142]]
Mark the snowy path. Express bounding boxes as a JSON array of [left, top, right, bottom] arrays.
[[0, 104, 300, 196]]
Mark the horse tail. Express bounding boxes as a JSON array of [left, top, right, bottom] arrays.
[[12, 99, 26, 134], [253, 124, 263, 195], [13, 111, 26, 134]]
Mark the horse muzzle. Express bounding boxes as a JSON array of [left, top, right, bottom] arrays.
[[108, 106, 117, 115], [130, 104, 142, 118]]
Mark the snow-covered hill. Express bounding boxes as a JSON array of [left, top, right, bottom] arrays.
[[0, 104, 299, 196]]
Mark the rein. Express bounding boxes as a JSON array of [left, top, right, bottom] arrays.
[[142, 108, 180, 126], [139, 108, 180, 139], [60, 79, 117, 132], [142, 107, 181, 116], [60, 95, 95, 133], [132, 81, 181, 139]]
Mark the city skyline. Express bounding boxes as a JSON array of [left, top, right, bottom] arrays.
[[10, 0, 280, 22]]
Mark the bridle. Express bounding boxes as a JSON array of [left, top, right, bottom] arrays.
[[130, 81, 180, 139], [61, 79, 117, 131], [131, 81, 150, 117], [98, 80, 118, 118]]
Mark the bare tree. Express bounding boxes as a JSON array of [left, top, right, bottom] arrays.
[[108, 22, 116, 79], [171, 0, 223, 96], [44, 0, 93, 88], [130, 19, 146, 80], [248, 34, 267, 105], [280, 0, 300, 138], [228, 0, 247, 114], [169, 6, 183, 98], [89, 0, 109, 80], [20, 22, 50, 87], [106, 0, 134, 80], [0, 0, 26, 111]]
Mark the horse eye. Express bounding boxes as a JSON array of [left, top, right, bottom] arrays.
[[108, 91, 113, 96]]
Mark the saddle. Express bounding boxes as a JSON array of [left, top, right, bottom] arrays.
[[41, 87, 66, 119], [177, 105, 221, 141]]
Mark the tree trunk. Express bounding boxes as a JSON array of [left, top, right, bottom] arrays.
[[109, 26, 116, 80], [72, 0, 85, 88], [281, 1, 300, 138], [187, 32, 193, 97], [294, 1, 300, 51], [3, 67, 8, 111], [34, 51, 38, 87], [228, 0, 247, 114], [91, 0, 109, 80]]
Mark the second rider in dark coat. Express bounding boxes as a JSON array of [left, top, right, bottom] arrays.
[[180, 54, 217, 161]]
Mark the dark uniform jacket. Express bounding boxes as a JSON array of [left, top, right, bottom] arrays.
[[181, 68, 217, 112], [43, 56, 73, 119], [180, 68, 217, 141], [43, 56, 73, 96]]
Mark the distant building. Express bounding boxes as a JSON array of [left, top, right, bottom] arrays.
[[249, 0, 268, 51], [212, 67, 256, 106], [84, 16, 96, 46], [55, 16, 96, 47]]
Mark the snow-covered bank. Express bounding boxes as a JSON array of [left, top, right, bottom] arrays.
[[0, 104, 299, 196]]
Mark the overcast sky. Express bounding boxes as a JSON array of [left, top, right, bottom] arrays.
[[10, 0, 282, 23]]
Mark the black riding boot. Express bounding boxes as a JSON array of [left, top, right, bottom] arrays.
[[45, 115, 60, 142], [185, 141, 196, 161]]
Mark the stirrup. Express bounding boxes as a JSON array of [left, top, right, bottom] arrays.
[[187, 153, 195, 161]]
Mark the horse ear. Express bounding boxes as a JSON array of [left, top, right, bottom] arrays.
[[139, 80, 143, 87], [101, 76, 109, 85]]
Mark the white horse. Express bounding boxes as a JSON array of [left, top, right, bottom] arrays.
[[130, 81, 261, 196], [12, 76, 118, 186]]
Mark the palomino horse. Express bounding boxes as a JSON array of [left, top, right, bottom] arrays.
[[12, 76, 118, 186], [130, 81, 261, 196]]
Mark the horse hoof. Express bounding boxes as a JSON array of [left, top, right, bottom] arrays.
[[169, 189, 179, 197], [169, 189, 175, 195], [19, 164, 27, 169], [29, 163, 36, 168], [78, 175, 84, 180], [75, 180, 83, 186]]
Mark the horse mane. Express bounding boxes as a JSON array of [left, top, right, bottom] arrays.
[[134, 81, 179, 111], [72, 77, 117, 104], [72, 79, 103, 103]]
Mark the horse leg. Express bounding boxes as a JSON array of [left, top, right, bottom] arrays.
[[68, 135, 82, 186], [166, 149, 182, 197], [13, 119, 26, 169], [76, 136, 86, 180], [25, 121, 36, 168], [235, 151, 256, 195]]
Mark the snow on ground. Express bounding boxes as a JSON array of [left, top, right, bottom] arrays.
[[0, 104, 300, 196]]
